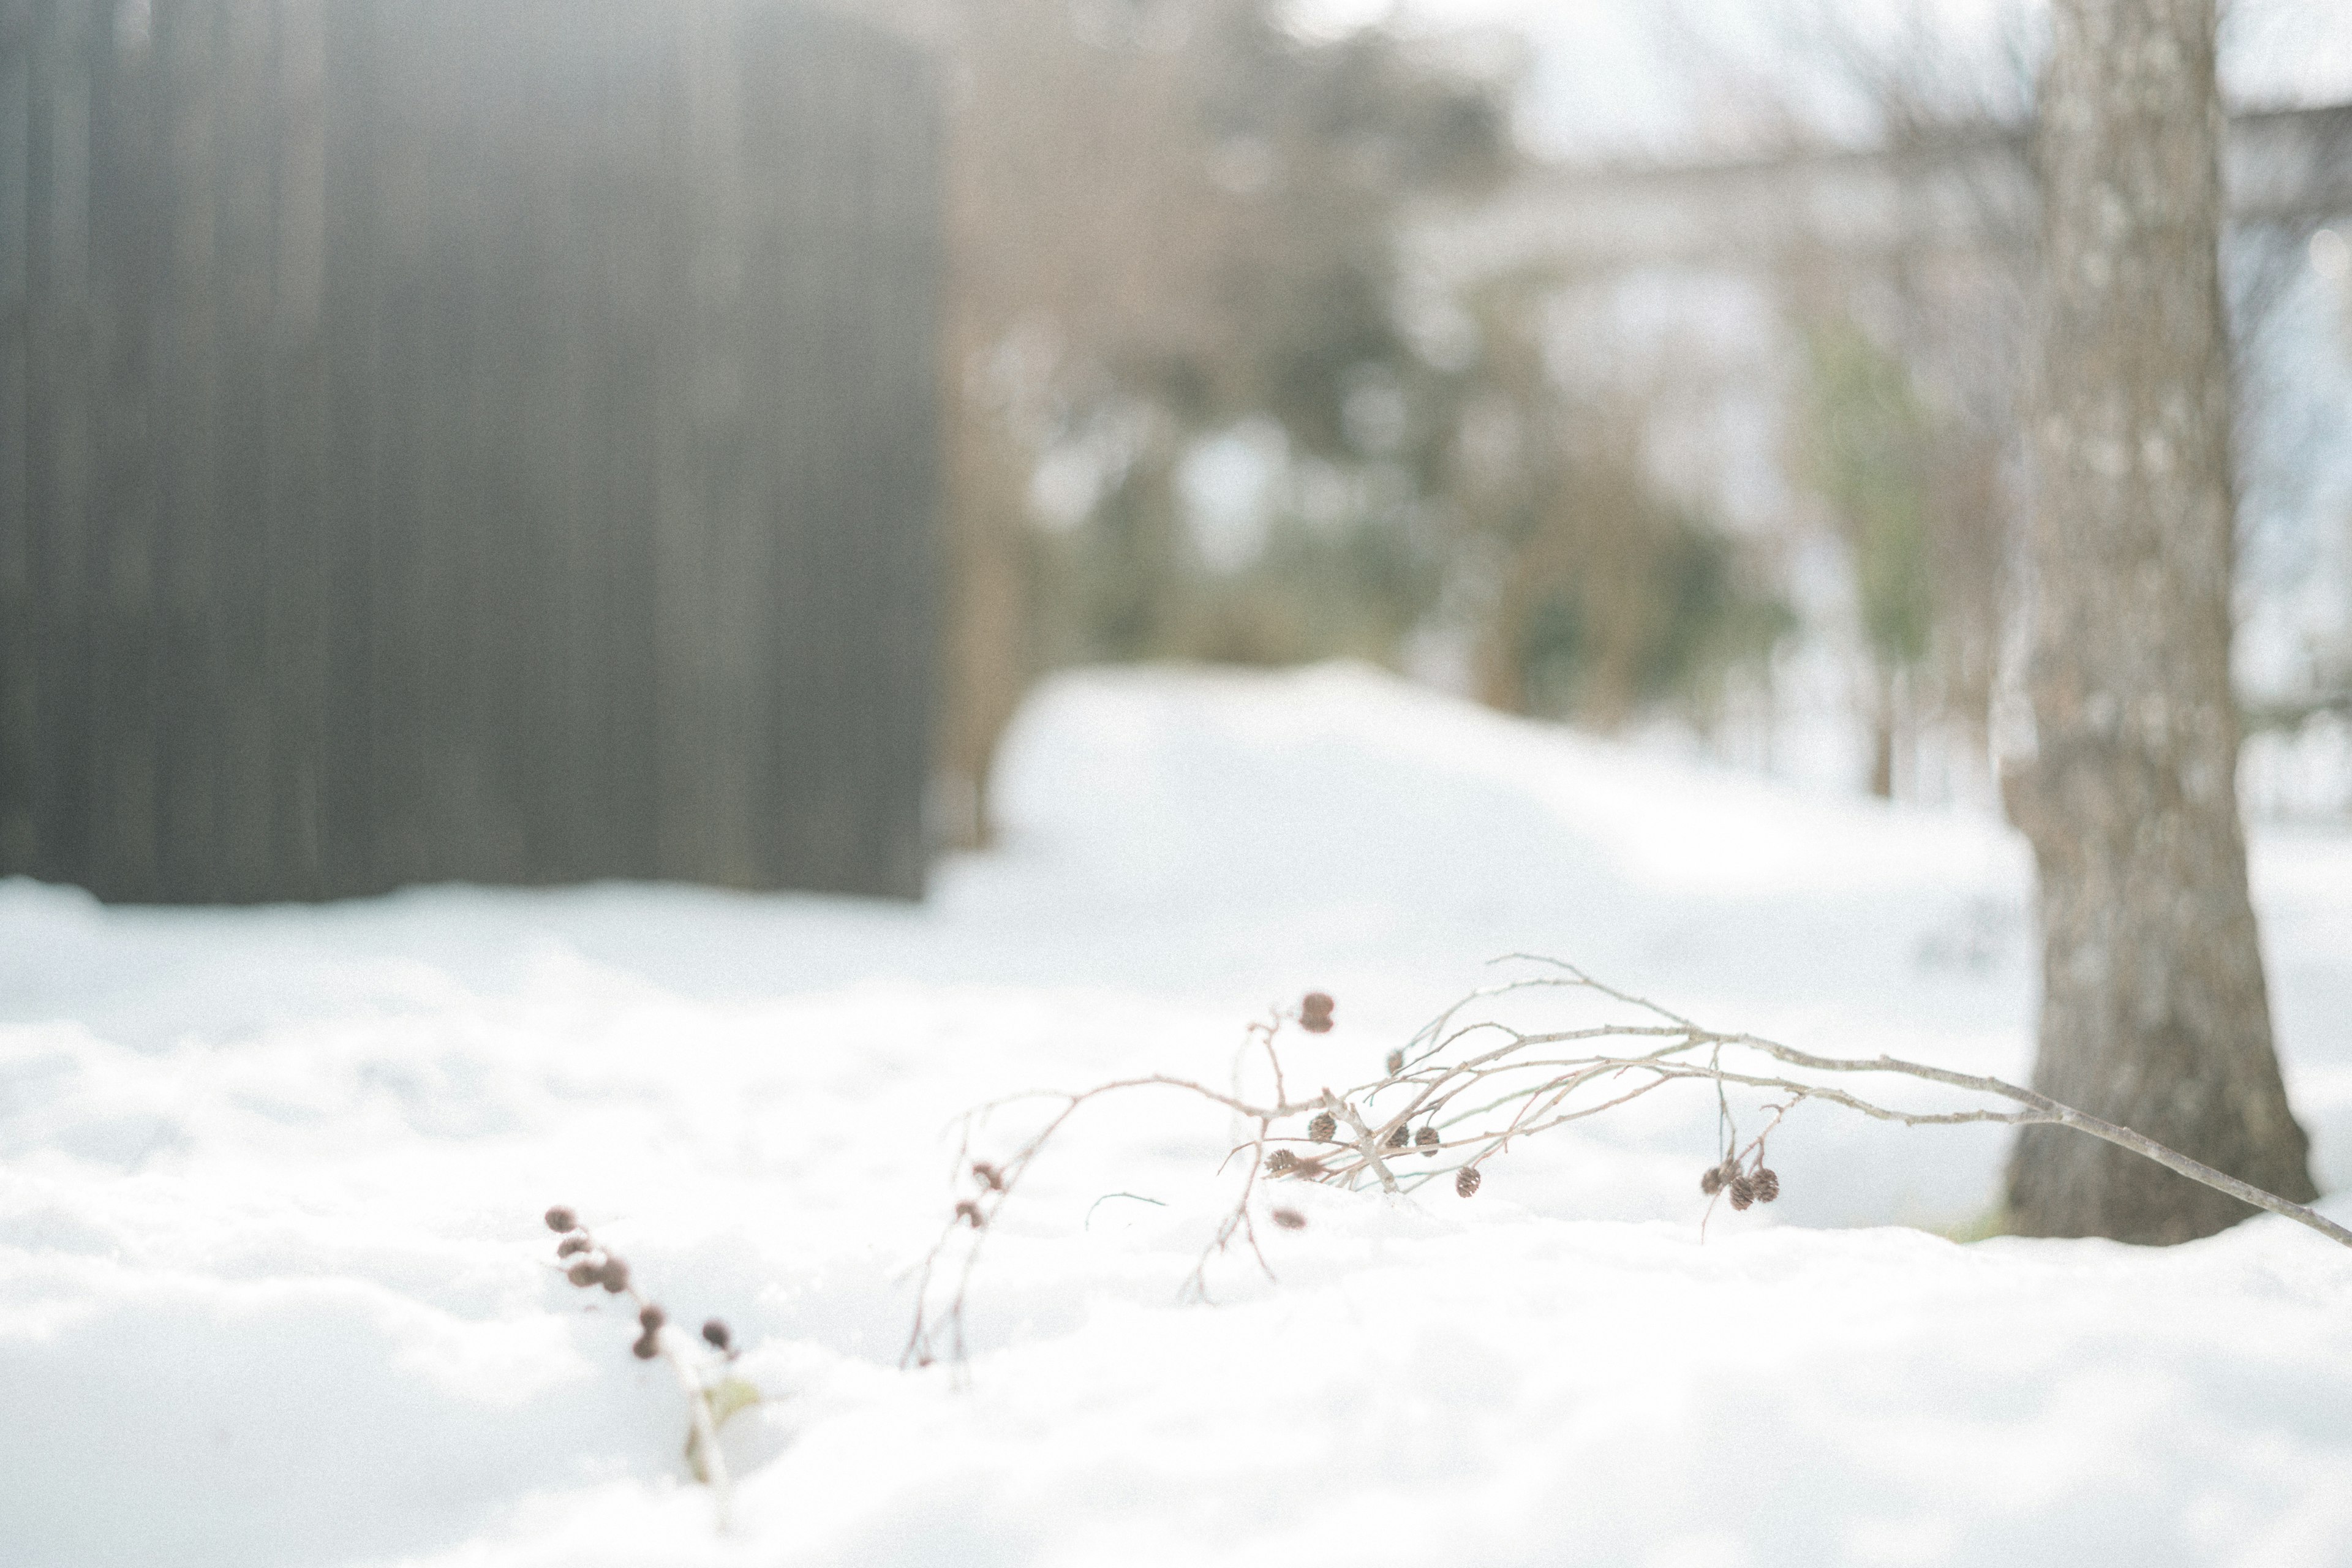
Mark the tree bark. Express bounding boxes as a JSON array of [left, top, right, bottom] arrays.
[[2005, 0, 2316, 1241]]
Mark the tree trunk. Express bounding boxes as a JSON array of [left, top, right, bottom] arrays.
[[1866, 666, 1897, 801], [2005, 0, 2316, 1241]]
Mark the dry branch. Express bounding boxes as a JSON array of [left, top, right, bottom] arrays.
[[901, 961, 2352, 1370]]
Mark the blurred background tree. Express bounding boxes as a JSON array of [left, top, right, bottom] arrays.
[[900, 0, 1798, 842], [1795, 317, 2005, 797], [865, 0, 2352, 843]]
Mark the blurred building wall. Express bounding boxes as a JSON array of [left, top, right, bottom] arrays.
[[0, 0, 941, 902]]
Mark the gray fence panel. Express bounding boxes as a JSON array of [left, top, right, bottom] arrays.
[[1, 0, 941, 902]]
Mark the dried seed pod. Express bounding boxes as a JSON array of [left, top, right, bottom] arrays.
[[702, 1319, 733, 1352], [545, 1207, 579, 1234], [1300, 992, 1335, 1033], [638, 1303, 666, 1331], [1455, 1166, 1482, 1199], [1752, 1168, 1781, 1204], [1385, 1123, 1411, 1149], [565, 1260, 600, 1288], [954, 1199, 985, 1228], [1727, 1175, 1755, 1211], [1266, 1148, 1300, 1174], [1699, 1166, 1724, 1196], [1270, 1208, 1308, 1231], [972, 1161, 1005, 1191], [1293, 1156, 1329, 1180], [556, 1234, 593, 1257], [1385, 1049, 1405, 1076], [631, 1331, 658, 1361], [1415, 1126, 1441, 1156], [1308, 1112, 1337, 1142], [597, 1256, 631, 1294]]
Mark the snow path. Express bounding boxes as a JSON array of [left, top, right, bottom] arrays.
[[4, 665, 2351, 1567]]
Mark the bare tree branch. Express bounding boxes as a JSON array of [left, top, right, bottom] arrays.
[[902, 962, 2352, 1370]]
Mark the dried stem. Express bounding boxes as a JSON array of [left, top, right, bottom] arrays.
[[554, 1219, 735, 1529], [902, 961, 2352, 1369]]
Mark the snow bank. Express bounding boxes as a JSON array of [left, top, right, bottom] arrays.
[[3, 664, 2350, 1567]]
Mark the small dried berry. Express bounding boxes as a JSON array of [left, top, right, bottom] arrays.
[[557, 1234, 593, 1257], [1271, 1208, 1307, 1231], [1308, 1112, 1337, 1142], [1455, 1166, 1483, 1199], [1728, 1175, 1755, 1211], [1699, 1167, 1724, 1196], [545, 1207, 579, 1234], [1385, 1123, 1411, 1149], [1752, 1168, 1781, 1204], [954, 1199, 985, 1228], [972, 1161, 1005, 1191], [566, 1260, 599, 1288], [1267, 1148, 1300, 1174], [1300, 992, 1335, 1033], [631, 1331, 658, 1361], [597, 1256, 631, 1294], [702, 1319, 733, 1352], [1415, 1126, 1441, 1156], [638, 1303, 666, 1331], [1385, 1049, 1404, 1076]]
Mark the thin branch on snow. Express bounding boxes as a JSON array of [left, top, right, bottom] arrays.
[[902, 960, 2352, 1370], [540, 1211, 743, 1530]]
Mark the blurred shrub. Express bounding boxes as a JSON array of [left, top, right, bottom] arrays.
[[1795, 315, 2007, 795], [919, 0, 1798, 831]]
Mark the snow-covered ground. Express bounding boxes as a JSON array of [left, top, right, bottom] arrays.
[[7, 663, 2352, 1568]]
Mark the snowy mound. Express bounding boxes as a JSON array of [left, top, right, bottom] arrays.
[[4, 663, 2351, 1567]]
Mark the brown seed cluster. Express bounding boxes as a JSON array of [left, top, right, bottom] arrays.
[[1270, 1207, 1308, 1231], [1698, 1157, 1782, 1210], [1385, 1049, 1405, 1076], [1266, 1148, 1300, 1174], [632, 1303, 665, 1360], [549, 1210, 635, 1295], [547, 1207, 664, 1355], [544, 1208, 740, 1366], [954, 1199, 986, 1228], [1455, 1166, 1482, 1199], [1385, 1123, 1411, 1149], [1300, 992, 1336, 1034], [1308, 1111, 1338, 1143], [1415, 1126, 1441, 1156], [971, 1161, 1005, 1192]]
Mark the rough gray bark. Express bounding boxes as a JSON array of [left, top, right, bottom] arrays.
[[2005, 0, 2316, 1241]]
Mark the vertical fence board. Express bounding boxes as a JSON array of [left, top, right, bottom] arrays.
[[268, 0, 326, 891], [0, 4, 38, 872], [4, 0, 941, 903]]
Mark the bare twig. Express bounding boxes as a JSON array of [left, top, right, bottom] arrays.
[[903, 965, 2352, 1370], [542, 1212, 741, 1529]]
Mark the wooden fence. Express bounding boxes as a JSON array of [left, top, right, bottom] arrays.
[[0, 0, 941, 902]]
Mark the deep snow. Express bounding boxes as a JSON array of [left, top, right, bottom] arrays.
[[5, 663, 2352, 1567]]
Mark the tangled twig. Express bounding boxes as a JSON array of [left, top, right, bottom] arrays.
[[902, 960, 2352, 1370], [541, 1208, 748, 1529]]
